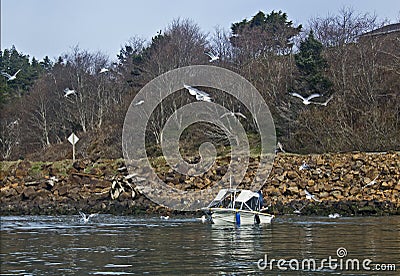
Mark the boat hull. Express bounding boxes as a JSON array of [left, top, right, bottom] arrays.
[[209, 208, 274, 225]]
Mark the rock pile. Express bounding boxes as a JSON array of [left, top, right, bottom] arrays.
[[265, 152, 399, 202], [0, 152, 399, 215], [0, 159, 158, 215]]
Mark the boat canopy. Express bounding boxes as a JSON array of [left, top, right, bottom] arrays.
[[206, 189, 262, 209], [214, 189, 228, 201], [235, 190, 259, 203]]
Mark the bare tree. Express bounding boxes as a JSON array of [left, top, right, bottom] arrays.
[[0, 118, 20, 159]]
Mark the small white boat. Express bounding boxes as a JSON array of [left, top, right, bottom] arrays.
[[202, 189, 274, 225]]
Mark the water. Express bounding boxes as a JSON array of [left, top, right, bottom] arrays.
[[1, 215, 399, 275]]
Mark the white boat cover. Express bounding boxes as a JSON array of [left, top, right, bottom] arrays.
[[213, 189, 228, 201], [235, 190, 259, 203]]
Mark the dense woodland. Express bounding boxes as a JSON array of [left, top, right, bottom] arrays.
[[1, 8, 399, 161]]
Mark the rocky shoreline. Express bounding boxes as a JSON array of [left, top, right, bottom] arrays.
[[1, 152, 399, 216]]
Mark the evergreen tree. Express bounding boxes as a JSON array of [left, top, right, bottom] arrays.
[[40, 56, 53, 71], [293, 30, 332, 96], [231, 10, 302, 57], [0, 46, 44, 103]]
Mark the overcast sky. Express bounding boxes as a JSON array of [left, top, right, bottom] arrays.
[[1, 0, 399, 61]]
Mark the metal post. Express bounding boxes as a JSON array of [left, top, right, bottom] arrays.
[[72, 138, 75, 162]]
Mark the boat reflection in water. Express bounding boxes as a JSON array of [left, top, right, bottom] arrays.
[[202, 189, 274, 225]]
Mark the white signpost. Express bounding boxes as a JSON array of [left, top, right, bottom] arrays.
[[68, 133, 79, 162]]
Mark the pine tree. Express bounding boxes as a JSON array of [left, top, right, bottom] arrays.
[[0, 46, 45, 103], [293, 30, 332, 95], [231, 10, 302, 57]]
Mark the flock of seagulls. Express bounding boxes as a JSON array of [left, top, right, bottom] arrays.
[[62, 67, 110, 98], [1, 69, 21, 81], [3, 54, 372, 222]]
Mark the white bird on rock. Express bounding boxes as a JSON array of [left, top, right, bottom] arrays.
[[289, 92, 321, 105], [46, 176, 59, 187], [184, 84, 212, 102], [1, 69, 21, 81], [299, 161, 310, 171]]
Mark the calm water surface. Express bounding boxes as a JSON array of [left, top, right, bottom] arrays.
[[1, 215, 399, 275]]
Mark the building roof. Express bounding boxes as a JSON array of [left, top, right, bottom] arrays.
[[361, 23, 400, 37]]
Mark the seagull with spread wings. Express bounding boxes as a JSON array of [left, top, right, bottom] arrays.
[[79, 211, 97, 223], [289, 92, 322, 105], [305, 189, 321, 202], [99, 68, 109, 74], [362, 174, 379, 189], [1, 69, 21, 81], [184, 84, 212, 102], [64, 88, 76, 97], [205, 51, 219, 62]]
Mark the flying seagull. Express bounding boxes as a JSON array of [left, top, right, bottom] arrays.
[[289, 92, 322, 105], [275, 141, 286, 153], [99, 68, 109, 74], [305, 189, 321, 202], [64, 88, 76, 97], [220, 111, 247, 119], [1, 69, 21, 81], [362, 174, 379, 189], [205, 52, 219, 62], [293, 201, 309, 214], [79, 211, 97, 223], [184, 84, 212, 102]]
